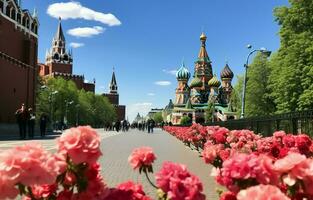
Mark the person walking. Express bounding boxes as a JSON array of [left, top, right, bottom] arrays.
[[149, 119, 155, 133], [40, 113, 48, 137], [15, 103, 28, 139], [28, 108, 35, 139], [115, 120, 121, 132]]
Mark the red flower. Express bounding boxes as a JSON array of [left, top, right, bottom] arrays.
[[128, 147, 156, 170]]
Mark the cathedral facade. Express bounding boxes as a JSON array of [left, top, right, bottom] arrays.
[[165, 33, 237, 125], [38, 18, 95, 93]]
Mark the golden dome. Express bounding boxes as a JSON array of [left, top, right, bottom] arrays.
[[200, 32, 207, 40]]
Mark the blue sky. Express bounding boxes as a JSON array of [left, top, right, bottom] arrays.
[[23, 0, 289, 121]]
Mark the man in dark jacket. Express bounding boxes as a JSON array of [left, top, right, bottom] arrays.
[[40, 113, 48, 137], [15, 103, 28, 139]]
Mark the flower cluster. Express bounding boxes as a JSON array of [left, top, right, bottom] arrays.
[[0, 126, 206, 200], [164, 124, 313, 199]]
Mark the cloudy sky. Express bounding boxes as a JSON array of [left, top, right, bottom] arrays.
[[23, 0, 288, 121]]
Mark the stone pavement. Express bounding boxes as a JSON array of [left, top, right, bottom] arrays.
[[99, 128, 219, 199], [0, 129, 121, 151]]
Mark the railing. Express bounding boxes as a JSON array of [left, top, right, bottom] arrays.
[[205, 110, 313, 137]]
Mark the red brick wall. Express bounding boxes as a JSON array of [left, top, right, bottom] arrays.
[[0, 14, 38, 123], [83, 83, 95, 93], [103, 93, 119, 105], [116, 105, 125, 121], [47, 62, 72, 74]]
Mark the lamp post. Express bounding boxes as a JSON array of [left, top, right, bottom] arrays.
[[240, 45, 271, 118], [50, 90, 58, 130], [65, 100, 74, 127], [76, 104, 80, 126]]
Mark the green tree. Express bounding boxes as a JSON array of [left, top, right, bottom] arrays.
[[180, 116, 191, 126], [205, 102, 214, 122], [230, 75, 244, 117], [36, 77, 116, 128], [269, 1, 313, 112], [245, 53, 275, 117], [153, 112, 163, 124]]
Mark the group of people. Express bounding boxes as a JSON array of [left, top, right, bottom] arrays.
[[104, 120, 130, 132], [133, 118, 156, 133], [15, 103, 48, 139]]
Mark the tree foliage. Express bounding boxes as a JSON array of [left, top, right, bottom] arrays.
[[36, 77, 116, 127], [245, 53, 275, 117], [153, 112, 163, 124], [180, 116, 191, 126], [269, 0, 313, 112]]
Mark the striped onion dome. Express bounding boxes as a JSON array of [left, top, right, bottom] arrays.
[[221, 63, 234, 79], [176, 62, 190, 80], [208, 74, 221, 87], [190, 75, 202, 88]]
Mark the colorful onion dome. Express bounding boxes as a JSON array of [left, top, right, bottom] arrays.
[[176, 63, 190, 80], [190, 74, 202, 88], [208, 74, 221, 87], [220, 63, 234, 79], [200, 32, 207, 41]]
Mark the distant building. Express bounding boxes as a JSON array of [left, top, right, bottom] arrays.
[[164, 33, 237, 125], [0, 0, 38, 123], [147, 108, 163, 119], [102, 70, 126, 121], [38, 18, 95, 93]]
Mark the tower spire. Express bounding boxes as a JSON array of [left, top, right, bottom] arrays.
[[109, 68, 118, 93], [54, 17, 65, 41]]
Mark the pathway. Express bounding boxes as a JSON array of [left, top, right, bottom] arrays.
[[99, 128, 219, 199]]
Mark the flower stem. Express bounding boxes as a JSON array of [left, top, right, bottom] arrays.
[[144, 171, 158, 189]]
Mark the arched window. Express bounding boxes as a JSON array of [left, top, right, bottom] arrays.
[[0, 1, 4, 13], [34, 25, 38, 34], [63, 54, 68, 61], [17, 13, 21, 23], [11, 9, 16, 20], [6, 5, 10, 16], [53, 53, 59, 60]]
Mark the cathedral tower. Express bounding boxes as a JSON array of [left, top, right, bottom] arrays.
[[45, 18, 73, 74], [175, 62, 190, 105], [190, 32, 213, 103]]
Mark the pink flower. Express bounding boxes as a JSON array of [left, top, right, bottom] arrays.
[[274, 152, 306, 172], [155, 161, 205, 200], [237, 185, 290, 200], [0, 143, 60, 186], [0, 173, 19, 200], [104, 181, 151, 200], [128, 147, 156, 170], [57, 126, 102, 165], [56, 190, 73, 200], [220, 191, 237, 200], [31, 184, 58, 199]]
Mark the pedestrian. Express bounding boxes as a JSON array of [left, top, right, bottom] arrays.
[[149, 119, 155, 133], [40, 113, 48, 137], [147, 119, 151, 133], [122, 120, 127, 132], [15, 103, 28, 139], [28, 108, 35, 139], [115, 120, 121, 132]]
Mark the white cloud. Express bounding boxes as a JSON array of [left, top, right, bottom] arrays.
[[69, 42, 85, 48], [163, 69, 177, 76], [127, 102, 153, 122], [147, 93, 155, 96], [84, 79, 89, 83], [67, 26, 105, 37], [155, 81, 171, 86], [47, 2, 121, 26]]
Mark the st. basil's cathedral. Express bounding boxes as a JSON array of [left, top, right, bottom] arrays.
[[163, 33, 237, 125]]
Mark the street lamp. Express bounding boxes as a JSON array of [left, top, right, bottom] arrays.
[[50, 90, 58, 130], [64, 100, 74, 127], [240, 45, 271, 118], [76, 104, 80, 126]]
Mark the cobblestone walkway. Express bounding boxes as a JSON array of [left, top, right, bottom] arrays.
[[99, 128, 219, 199]]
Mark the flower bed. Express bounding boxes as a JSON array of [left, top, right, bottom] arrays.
[[0, 126, 206, 200], [164, 124, 313, 200]]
